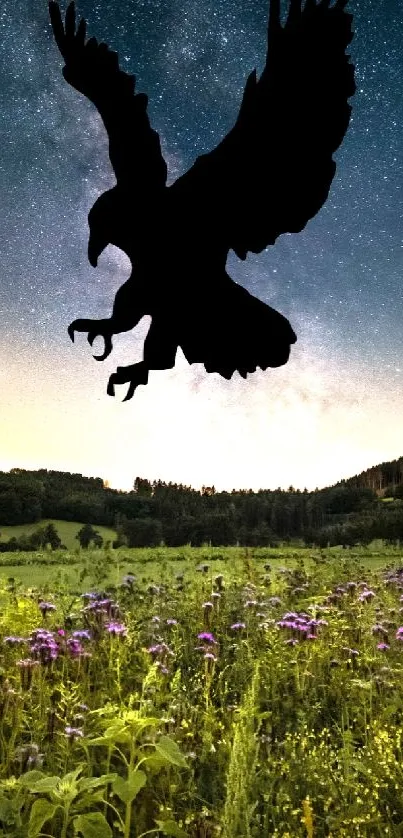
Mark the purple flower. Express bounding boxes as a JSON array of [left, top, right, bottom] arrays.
[[147, 642, 174, 658], [64, 726, 84, 740], [95, 598, 114, 611], [277, 620, 296, 629], [31, 643, 58, 663], [197, 632, 217, 644], [66, 638, 84, 657], [31, 629, 54, 640], [106, 622, 127, 637], [148, 644, 162, 656], [82, 597, 118, 618], [3, 636, 26, 645], [295, 623, 309, 633], [15, 743, 43, 771], [204, 652, 217, 661], [16, 658, 39, 690], [231, 622, 246, 630], [29, 629, 59, 663], [359, 589, 376, 601], [276, 611, 327, 641], [166, 619, 178, 626], [72, 630, 91, 641], [327, 593, 342, 604], [377, 642, 390, 651], [38, 601, 56, 615]]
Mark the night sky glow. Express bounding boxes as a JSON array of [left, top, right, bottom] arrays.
[[0, 0, 402, 491]]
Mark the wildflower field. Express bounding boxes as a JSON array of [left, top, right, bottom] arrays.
[[0, 545, 403, 837]]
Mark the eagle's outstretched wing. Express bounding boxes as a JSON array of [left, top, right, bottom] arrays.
[[49, 1, 167, 192], [170, 0, 355, 261]]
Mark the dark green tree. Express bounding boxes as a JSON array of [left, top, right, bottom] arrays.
[[76, 523, 102, 549], [121, 517, 162, 547], [42, 523, 62, 550], [133, 477, 153, 496]]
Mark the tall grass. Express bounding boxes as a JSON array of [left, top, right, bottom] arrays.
[[0, 548, 402, 835]]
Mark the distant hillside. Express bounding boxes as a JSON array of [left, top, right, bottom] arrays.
[[1, 462, 403, 548], [342, 457, 403, 497], [0, 520, 117, 551]]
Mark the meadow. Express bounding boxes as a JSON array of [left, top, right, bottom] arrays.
[[0, 544, 402, 837], [0, 521, 117, 552]]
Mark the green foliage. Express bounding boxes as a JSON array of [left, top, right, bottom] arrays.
[[2, 549, 403, 835], [118, 517, 162, 548], [2, 465, 402, 548], [154, 819, 188, 837], [222, 663, 261, 838], [112, 769, 146, 804], [28, 798, 59, 837], [73, 812, 112, 838], [76, 523, 103, 550], [0, 520, 116, 551]]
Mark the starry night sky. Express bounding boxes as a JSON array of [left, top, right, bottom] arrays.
[[0, 0, 402, 491]]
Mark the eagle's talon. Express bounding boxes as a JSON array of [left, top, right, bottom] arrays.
[[106, 362, 149, 400], [122, 381, 136, 402], [107, 374, 116, 397], [87, 330, 112, 361], [67, 318, 113, 360]]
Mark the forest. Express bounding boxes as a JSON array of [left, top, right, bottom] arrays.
[[1, 456, 403, 549]]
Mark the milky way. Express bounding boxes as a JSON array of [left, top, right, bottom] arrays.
[[0, 0, 402, 491]]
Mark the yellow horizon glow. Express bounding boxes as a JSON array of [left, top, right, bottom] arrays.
[[0, 338, 401, 495]]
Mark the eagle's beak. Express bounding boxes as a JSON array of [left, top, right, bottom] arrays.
[[88, 232, 108, 267]]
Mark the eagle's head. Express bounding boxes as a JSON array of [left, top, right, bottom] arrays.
[[87, 186, 134, 267]]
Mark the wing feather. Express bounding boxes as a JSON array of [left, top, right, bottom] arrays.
[[49, 1, 167, 191], [170, 0, 355, 260]]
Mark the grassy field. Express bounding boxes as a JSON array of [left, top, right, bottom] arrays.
[[0, 542, 398, 591], [0, 543, 403, 835], [0, 519, 117, 550]]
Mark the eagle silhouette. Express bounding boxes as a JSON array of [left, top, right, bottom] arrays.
[[49, 0, 355, 401]]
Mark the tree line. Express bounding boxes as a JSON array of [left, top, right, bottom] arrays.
[[0, 521, 104, 553], [1, 466, 403, 548]]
